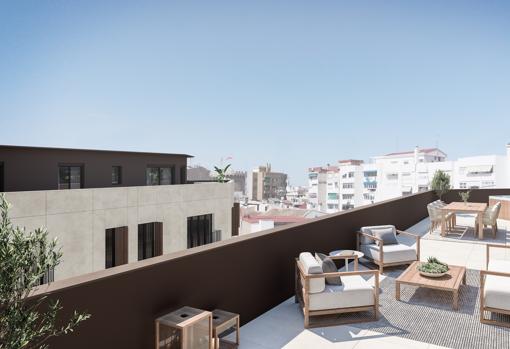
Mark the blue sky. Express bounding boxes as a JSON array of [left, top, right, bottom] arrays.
[[1, 1, 509, 185]]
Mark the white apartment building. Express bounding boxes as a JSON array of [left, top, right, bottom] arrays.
[[373, 147, 448, 201], [307, 161, 364, 213], [307, 167, 327, 211], [308, 144, 510, 213]]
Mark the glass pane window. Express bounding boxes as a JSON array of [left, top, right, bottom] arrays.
[[70, 166, 82, 189], [160, 167, 172, 185], [58, 166, 70, 189], [146, 167, 160, 185], [146, 166, 173, 185], [112, 166, 122, 185], [58, 166, 82, 189]]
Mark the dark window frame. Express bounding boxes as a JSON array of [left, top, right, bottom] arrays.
[[187, 214, 214, 248], [137, 222, 163, 260], [111, 166, 122, 185], [58, 163, 84, 189], [37, 266, 55, 285], [146, 165, 175, 186], [105, 226, 128, 269]]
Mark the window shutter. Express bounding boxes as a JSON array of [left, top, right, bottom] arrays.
[[115, 226, 128, 266], [154, 222, 163, 256]]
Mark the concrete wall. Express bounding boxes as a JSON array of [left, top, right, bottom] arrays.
[[5, 182, 234, 281]]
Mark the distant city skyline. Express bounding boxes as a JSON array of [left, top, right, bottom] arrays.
[[1, 1, 509, 185]]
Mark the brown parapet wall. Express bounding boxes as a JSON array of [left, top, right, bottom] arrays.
[[36, 190, 510, 349]]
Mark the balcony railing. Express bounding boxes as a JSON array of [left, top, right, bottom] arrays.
[[33, 188, 510, 349]]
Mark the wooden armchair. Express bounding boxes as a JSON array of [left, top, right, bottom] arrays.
[[356, 225, 421, 274], [295, 252, 379, 328], [480, 244, 510, 327]]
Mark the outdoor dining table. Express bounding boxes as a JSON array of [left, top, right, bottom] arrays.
[[440, 202, 487, 239]]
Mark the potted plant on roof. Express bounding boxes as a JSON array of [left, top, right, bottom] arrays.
[[213, 164, 231, 183], [459, 190, 471, 204]]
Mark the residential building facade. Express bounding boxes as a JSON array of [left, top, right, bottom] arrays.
[[1, 146, 235, 282], [306, 167, 327, 211], [248, 164, 287, 201], [308, 144, 510, 212]]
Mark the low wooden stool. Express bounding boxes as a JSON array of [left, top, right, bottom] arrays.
[[211, 309, 240, 349]]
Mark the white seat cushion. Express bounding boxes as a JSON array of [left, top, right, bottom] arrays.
[[299, 252, 325, 294], [360, 243, 416, 264], [484, 259, 510, 311], [308, 275, 374, 311]]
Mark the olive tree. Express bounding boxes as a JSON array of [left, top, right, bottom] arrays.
[[0, 194, 90, 349], [431, 170, 451, 200]]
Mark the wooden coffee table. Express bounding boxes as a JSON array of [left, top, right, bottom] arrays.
[[395, 261, 466, 310]]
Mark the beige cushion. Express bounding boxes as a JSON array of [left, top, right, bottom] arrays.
[[360, 225, 396, 245], [308, 275, 374, 311], [360, 243, 417, 264], [299, 252, 325, 294], [484, 260, 510, 311]]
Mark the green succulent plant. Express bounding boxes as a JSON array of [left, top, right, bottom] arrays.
[[417, 256, 449, 274]]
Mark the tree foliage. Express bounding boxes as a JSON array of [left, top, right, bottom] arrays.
[[430, 170, 451, 200], [0, 194, 90, 349]]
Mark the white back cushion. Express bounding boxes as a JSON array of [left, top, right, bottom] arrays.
[[360, 225, 396, 245], [299, 252, 325, 294]]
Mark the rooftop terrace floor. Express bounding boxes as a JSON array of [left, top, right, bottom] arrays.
[[233, 215, 510, 349]]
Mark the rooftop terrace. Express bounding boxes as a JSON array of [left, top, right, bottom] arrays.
[[34, 189, 510, 349]]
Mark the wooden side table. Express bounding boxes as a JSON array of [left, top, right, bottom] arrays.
[[211, 309, 240, 349], [329, 250, 364, 271]]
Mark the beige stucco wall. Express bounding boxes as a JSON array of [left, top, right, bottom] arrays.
[[5, 182, 234, 281]]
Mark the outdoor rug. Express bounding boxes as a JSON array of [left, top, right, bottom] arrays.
[[314, 266, 510, 349]]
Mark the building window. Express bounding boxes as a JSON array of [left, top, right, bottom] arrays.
[[138, 222, 163, 260], [342, 194, 354, 200], [58, 165, 83, 189], [348, 172, 355, 178], [342, 204, 354, 210], [327, 193, 339, 200], [180, 166, 187, 184], [187, 214, 217, 248], [342, 183, 354, 189], [146, 167, 173, 185], [111, 166, 122, 185], [459, 182, 467, 189], [36, 266, 54, 285], [105, 226, 128, 268]]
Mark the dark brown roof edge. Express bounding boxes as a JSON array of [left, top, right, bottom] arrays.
[[0, 144, 194, 158]]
